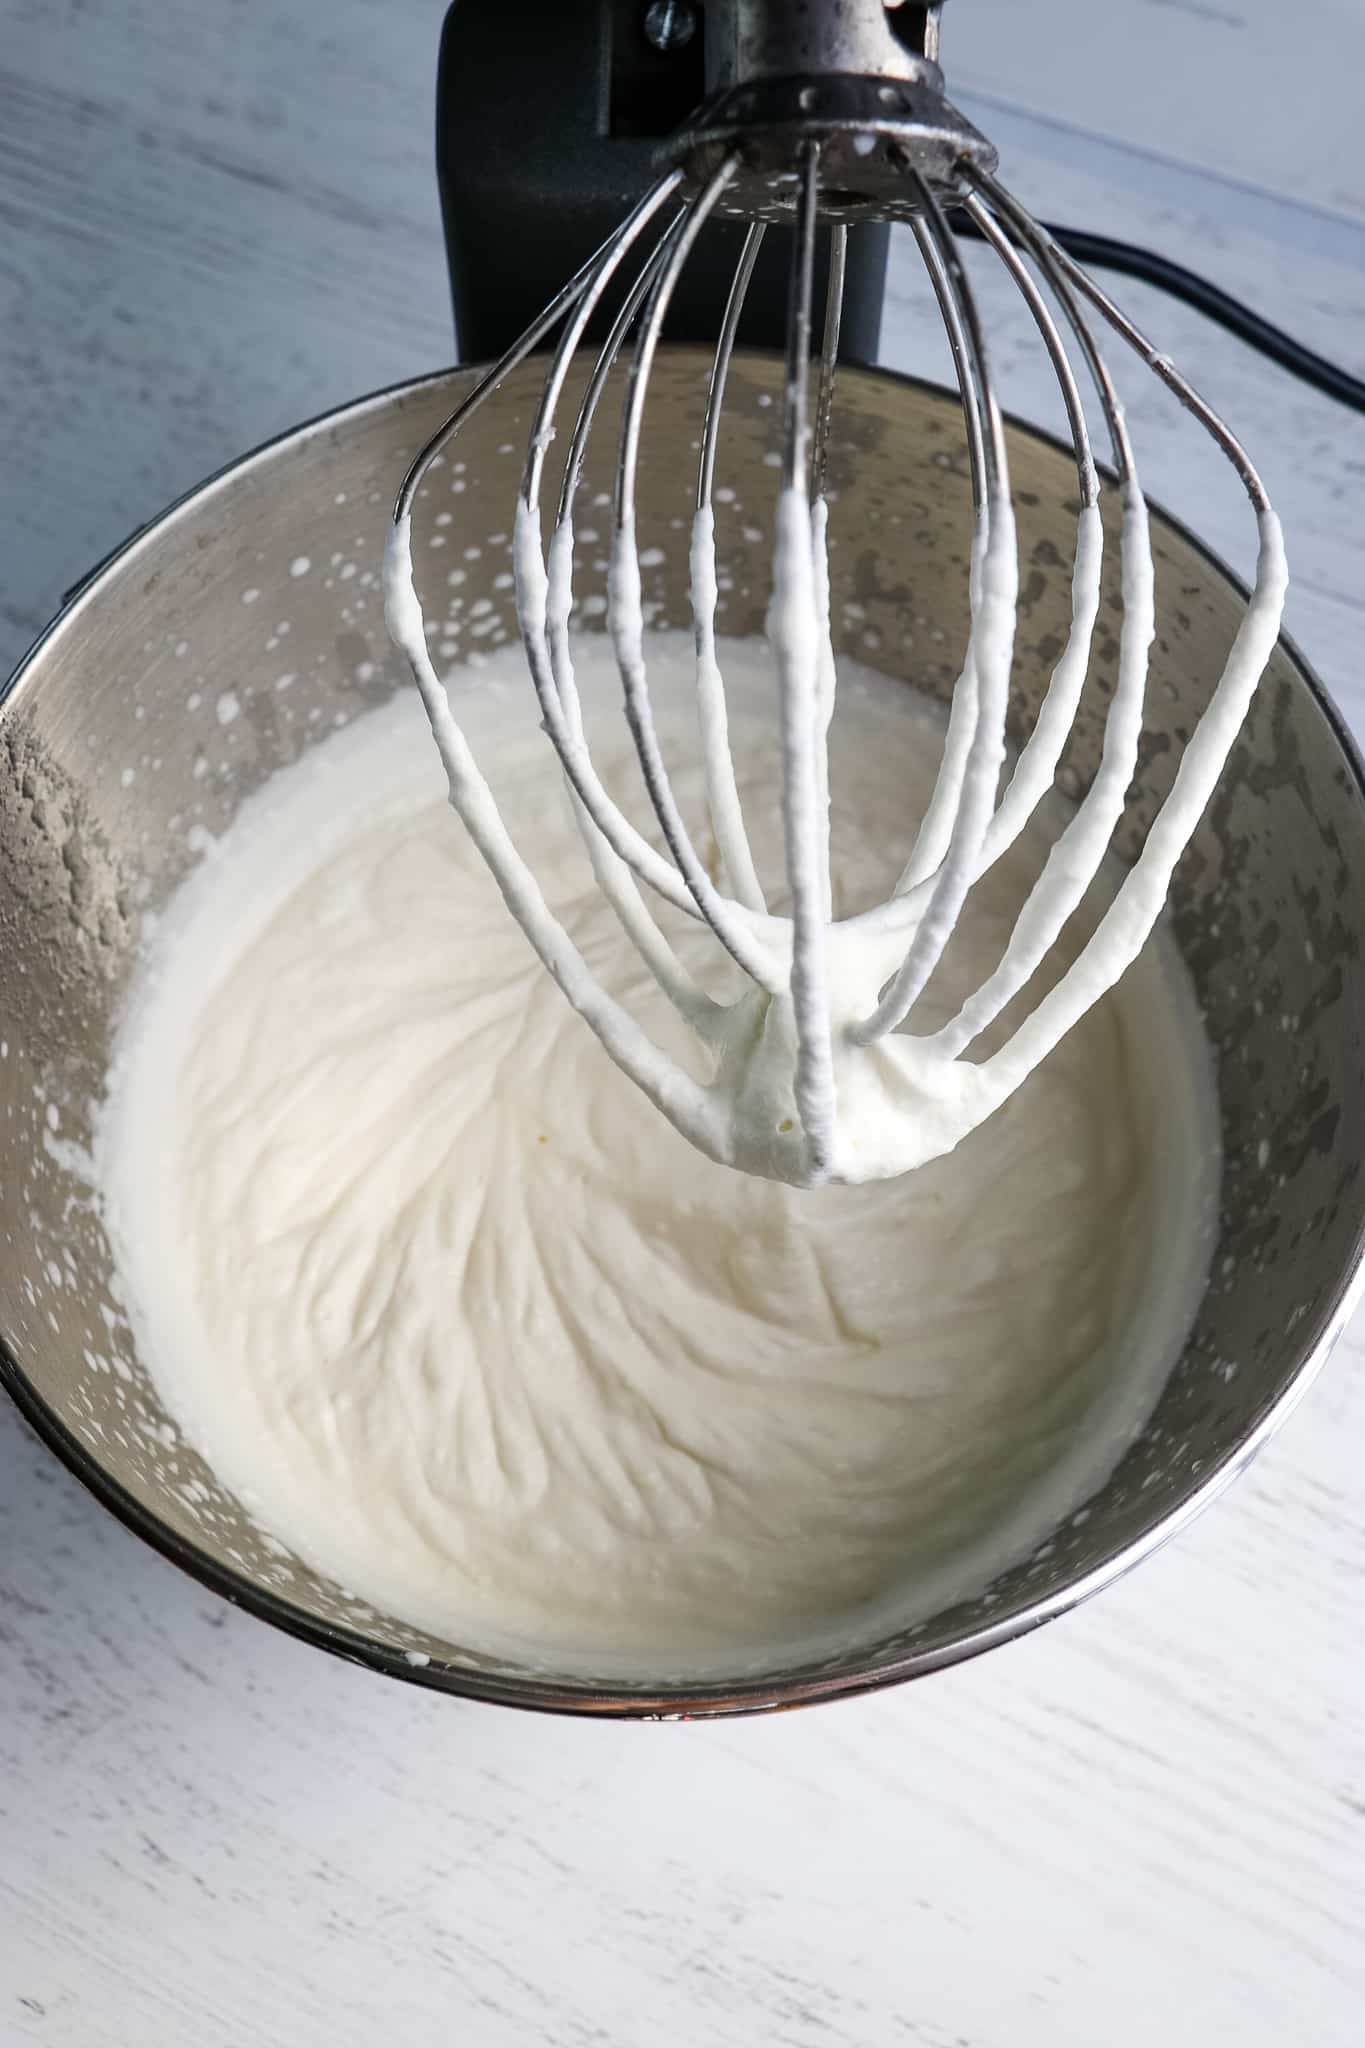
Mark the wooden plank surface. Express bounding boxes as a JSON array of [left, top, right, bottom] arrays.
[[1, 3, 1362, 2042]]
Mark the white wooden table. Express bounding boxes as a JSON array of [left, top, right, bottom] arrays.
[[1, 4, 1362, 2041]]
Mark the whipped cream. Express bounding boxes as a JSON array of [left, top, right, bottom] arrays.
[[96, 638, 1218, 1680], [384, 481, 1283, 1189]]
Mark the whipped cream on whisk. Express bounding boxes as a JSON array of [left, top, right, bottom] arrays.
[[384, 485, 1285, 1188]]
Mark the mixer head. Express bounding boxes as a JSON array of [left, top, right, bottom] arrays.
[[386, 0, 1287, 1188]]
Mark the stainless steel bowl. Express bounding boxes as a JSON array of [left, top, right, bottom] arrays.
[[3, 354, 1363, 1718]]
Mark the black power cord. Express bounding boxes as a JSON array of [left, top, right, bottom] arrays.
[[950, 213, 1365, 417]]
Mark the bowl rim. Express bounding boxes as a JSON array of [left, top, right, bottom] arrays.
[[5, 354, 1365, 1720]]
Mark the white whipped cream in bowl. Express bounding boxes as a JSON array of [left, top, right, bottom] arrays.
[[94, 633, 1219, 1684], [3, 354, 1360, 1715]]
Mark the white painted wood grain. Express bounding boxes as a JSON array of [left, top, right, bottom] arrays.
[[0, 2, 1362, 2042], [949, 0, 1365, 215]]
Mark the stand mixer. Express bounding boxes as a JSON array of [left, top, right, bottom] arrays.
[[387, 0, 1286, 1187]]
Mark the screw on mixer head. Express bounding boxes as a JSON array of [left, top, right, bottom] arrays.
[[387, 0, 1287, 1188]]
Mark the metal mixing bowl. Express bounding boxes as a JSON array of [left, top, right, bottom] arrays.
[[3, 354, 1363, 1717]]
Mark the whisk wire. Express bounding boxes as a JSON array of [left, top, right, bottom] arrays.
[[556, 213, 688, 530], [395, 169, 685, 524], [605, 158, 785, 985], [882, 208, 990, 907], [532, 215, 729, 1032], [848, 190, 1118, 945], [926, 183, 1161, 1059], [852, 170, 1017, 1043], [948, 192, 1104, 888], [773, 143, 837, 1175], [511, 214, 755, 944], [809, 222, 847, 921], [947, 168, 1283, 1088], [972, 169, 1271, 512], [965, 197, 1096, 505], [694, 218, 770, 914], [811, 223, 847, 503], [524, 177, 688, 516], [698, 221, 766, 515]]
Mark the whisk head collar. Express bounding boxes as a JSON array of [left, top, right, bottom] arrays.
[[668, 70, 998, 222]]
